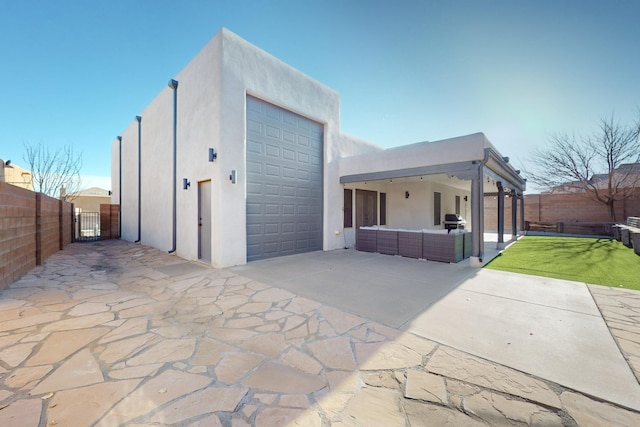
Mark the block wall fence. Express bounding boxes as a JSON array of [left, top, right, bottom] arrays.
[[100, 204, 120, 240], [484, 189, 640, 232], [0, 182, 74, 291]]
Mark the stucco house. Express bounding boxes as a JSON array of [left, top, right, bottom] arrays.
[[63, 186, 112, 213], [112, 28, 525, 268], [0, 161, 34, 191]]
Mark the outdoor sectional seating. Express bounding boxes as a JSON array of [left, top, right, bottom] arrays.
[[613, 217, 640, 256], [356, 226, 471, 263]]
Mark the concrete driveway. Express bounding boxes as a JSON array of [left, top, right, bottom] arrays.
[[1, 241, 639, 426], [231, 249, 640, 411]]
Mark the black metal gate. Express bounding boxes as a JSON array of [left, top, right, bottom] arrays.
[[75, 212, 100, 242]]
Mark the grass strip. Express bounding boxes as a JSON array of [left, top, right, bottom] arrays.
[[484, 235, 640, 290]]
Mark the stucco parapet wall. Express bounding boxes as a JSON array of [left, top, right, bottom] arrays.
[[338, 133, 489, 177], [339, 132, 525, 191], [219, 28, 340, 120]]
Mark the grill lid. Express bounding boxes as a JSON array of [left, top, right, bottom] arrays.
[[444, 214, 464, 223]]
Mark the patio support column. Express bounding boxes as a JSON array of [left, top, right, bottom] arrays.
[[470, 162, 484, 266], [497, 181, 505, 249], [512, 189, 518, 238], [520, 193, 525, 234]]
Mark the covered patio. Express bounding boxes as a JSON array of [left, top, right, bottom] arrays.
[[338, 133, 527, 266]]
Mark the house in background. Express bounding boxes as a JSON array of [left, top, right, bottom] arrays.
[[112, 28, 525, 268], [549, 163, 640, 194], [63, 187, 112, 213], [1, 161, 33, 191]]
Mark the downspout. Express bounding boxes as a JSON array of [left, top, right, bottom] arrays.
[[135, 115, 142, 243], [117, 136, 122, 239], [168, 79, 178, 253]]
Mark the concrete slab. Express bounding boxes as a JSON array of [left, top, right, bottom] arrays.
[[408, 268, 640, 411], [231, 249, 640, 411], [231, 250, 475, 328]]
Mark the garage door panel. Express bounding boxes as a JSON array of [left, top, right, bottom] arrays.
[[246, 95, 323, 261], [282, 167, 296, 179], [246, 160, 263, 174]]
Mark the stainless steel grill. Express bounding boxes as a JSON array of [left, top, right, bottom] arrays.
[[443, 214, 466, 232]]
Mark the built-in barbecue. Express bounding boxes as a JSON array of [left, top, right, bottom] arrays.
[[444, 213, 466, 232]]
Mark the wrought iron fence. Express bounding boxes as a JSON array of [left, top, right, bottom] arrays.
[[75, 212, 101, 242]]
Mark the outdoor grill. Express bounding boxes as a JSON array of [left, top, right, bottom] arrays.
[[443, 213, 466, 232]]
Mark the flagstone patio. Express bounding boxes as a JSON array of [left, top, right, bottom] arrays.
[[0, 240, 639, 426]]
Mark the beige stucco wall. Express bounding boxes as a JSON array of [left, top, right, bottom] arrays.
[[3, 163, 33, 191], [73, 195, 111, 213]]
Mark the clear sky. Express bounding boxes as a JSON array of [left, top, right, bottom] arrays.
[[2, 0, 639, 193]]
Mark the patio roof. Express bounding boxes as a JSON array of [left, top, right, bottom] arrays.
[[338, 132, 526, 265], [339, 132, 525, 192]]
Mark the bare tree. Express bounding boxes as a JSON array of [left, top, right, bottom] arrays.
[[23, 141, 83, 199], [527, 114, 640, 221]]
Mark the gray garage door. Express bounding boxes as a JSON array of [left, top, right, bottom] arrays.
[[246, 95, 323, 261]]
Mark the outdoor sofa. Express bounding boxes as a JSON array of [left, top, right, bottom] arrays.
[[356, 226, 471, 263], [614, 217, 640, 256]]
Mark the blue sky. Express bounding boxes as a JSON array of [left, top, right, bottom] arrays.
[[2, 0, 639, 192]]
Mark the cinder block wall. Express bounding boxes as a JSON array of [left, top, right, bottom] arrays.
[[99, 204, 120, 240], [62, 201, 74, 246], [0, 182, 37, 289], [484, 195, 522, 232], [484, 189, 640, 231], [0, 182, 74, 291], [37, 193, 61, 263]]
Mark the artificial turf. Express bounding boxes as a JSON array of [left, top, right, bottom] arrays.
[[484, 235, 640, 290]]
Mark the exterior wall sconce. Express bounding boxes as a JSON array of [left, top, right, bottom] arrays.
[[183, 178, 191, 190], [229, 170, 237, 184], [209, 148, 217, 162], [464, 195, 468, 201], [405, 191, 410, 199]]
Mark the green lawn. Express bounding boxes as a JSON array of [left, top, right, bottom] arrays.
[[484, 236, 640, 290]]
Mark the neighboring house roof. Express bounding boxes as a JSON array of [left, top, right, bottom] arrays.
[[550, 163, 640, 193], [68, 187, 112, 198]]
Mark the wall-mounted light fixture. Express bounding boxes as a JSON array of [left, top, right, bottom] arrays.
[[183, 178, 190, 190], [229, 170, 237, 184], [405, 191, 410, 199], [464, 195, 468, 201], [209, 148, 217, 162]]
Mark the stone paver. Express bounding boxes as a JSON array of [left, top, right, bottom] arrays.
[[0, 240, 639, 426]]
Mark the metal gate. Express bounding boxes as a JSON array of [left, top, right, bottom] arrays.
[[75, 212, 100, 242]]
